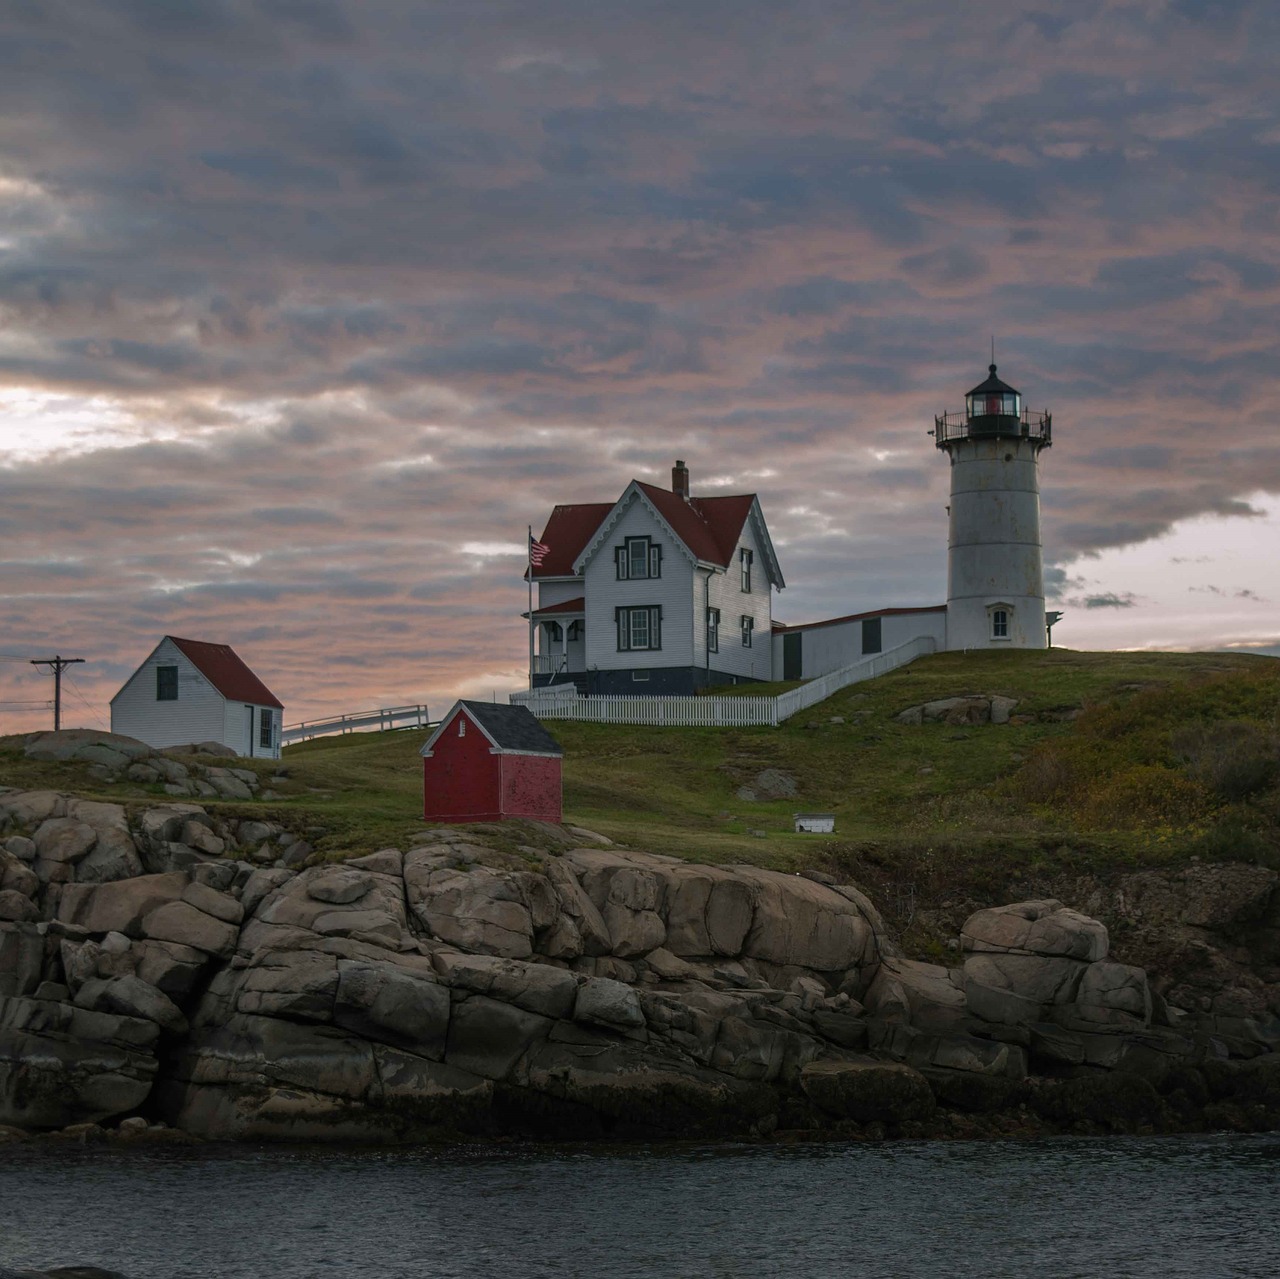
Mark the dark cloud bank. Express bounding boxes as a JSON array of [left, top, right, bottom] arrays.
[[2, 0, 1280, 724]]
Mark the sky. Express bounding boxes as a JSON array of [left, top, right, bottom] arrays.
[[2, 0, 1279, 732]]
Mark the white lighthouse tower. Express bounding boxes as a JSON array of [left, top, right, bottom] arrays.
[[935, 363, 1052, 650]]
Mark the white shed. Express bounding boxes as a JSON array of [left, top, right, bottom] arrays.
[[794, 813, 835, 834], [110, 636, 284, 760]]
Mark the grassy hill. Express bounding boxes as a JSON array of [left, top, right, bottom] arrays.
[[4, 646, 1278, 959], [275, 647, 1280, 862]]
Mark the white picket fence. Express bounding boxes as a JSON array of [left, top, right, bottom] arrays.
[[510, 636, 936, 727]]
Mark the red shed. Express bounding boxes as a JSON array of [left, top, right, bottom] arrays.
[[420, 700, 563, 823]]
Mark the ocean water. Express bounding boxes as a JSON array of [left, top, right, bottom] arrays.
[[2, 1135, 1278, 1278]]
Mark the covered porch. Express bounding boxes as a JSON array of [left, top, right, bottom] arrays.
[[525, 597, 586, 688]]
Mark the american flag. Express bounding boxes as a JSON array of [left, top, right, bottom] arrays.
[[529, 534, 550, 567]]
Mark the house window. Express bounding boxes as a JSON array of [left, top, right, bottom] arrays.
[[567, 621, 582, 641], [616, 605, 662, 651], [156, 665, 178, 701], [707, 607, 720, 653], [741, 615, 754, 647], [259, 709, 274, 750], [616, 537, 662, 580], [740, 548, 753, 592], [544, 621, 563, 642], [992, 609, 1009, 640], [862, 616, 882, 655]]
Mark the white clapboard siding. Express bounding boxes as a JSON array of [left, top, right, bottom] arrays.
[[511, 636, 936, 727], [705, 514, 774, 683], [110, 637, 228, 748], [582, 493, 696, 671]]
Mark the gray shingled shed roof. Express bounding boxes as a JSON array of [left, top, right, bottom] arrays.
[[421, 699, 563, 757]]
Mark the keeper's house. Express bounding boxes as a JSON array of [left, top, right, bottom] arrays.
[[110, 636, 284, 759], [528, 460, 785, 695], [421, 700, 563, 824]]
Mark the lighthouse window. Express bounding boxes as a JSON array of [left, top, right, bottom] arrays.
[[992, 610, 1009, 639], [968, 392, 1021, 418]]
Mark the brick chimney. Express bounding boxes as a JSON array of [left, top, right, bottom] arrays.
[[672, 458, 690, 501]]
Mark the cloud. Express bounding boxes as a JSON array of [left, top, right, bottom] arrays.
[[1071, 592, 1140, 609], [1, 0, 1279, 725]]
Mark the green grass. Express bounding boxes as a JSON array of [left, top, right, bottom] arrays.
[[3, 648, 1278, 881], [555, 647, 1280, 867]]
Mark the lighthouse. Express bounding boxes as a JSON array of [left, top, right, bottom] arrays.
[[934, 364, 1052, 650]]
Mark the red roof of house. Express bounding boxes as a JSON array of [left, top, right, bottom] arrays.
[[634, 484, 754, 568], [532, 503, 615, 578], [532, 597, 585, 616], [168, 636, 284, 709], [532, 487, 756, 577]]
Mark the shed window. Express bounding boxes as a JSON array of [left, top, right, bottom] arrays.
[[615, 537, 661, 580], [259, 709, 274, 750], [616, 605, 662, 651], [458, 719, 466, 737], [156, 665, 178, 701]]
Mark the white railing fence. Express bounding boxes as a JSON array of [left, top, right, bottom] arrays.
[[510, 636, 936, 727], [282, 703, 433, 744], [773, 635, 937, 721]]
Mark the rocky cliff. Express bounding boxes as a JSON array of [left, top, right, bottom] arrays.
[[3, 785, 1279, 1143]]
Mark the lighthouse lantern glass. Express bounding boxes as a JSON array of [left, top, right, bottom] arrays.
[[967, 390, 1021, 419]]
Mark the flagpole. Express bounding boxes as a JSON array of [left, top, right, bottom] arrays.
[[527, 525, 535, 690]]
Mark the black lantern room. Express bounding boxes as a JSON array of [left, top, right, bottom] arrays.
[[965, 364, 1021, 433], [934, 363, 1051, 450]]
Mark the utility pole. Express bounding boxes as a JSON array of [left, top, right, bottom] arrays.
[[29, 656, 85, 731]]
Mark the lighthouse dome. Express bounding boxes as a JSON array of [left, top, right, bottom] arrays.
[[964, 364, 1021, 434]]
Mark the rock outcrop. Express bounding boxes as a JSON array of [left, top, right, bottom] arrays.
[[2, 787, 1278, 1143], [20, 731, 270, 801]]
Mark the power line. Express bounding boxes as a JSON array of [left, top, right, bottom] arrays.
[[63, 671, 108, 732], [29, 656, 85, 731]]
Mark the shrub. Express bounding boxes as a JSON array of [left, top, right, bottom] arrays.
[[1173, 722, 1280, 803], [1189, 812, 1278, 865], [1075, 763, 1208, 830]]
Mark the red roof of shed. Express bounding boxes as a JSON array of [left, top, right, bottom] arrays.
[[168, 636, 284, 709]]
